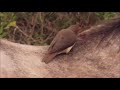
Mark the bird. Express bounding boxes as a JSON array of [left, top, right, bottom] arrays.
[[42, 24, 81, 64]]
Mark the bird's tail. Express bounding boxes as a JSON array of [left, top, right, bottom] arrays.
[[42, 53, 57, 64]]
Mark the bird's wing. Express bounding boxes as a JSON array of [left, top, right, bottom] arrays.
[[48, 30, 76, 54], [48, 31, 61, 53]]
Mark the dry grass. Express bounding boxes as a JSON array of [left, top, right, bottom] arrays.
[[1, 12, 117, 45]]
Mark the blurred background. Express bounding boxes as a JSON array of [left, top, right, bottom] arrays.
[[0, 12, 119, 45]]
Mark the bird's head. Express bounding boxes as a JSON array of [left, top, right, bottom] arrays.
[[68, 24, 82, 35]]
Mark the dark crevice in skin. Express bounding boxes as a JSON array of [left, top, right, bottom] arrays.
[[95, 34, 106, 49], [99, 28, 118, 48]]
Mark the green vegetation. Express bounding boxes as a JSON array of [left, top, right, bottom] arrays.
[[0, 12, 16, 38], [95, 12, 116, 20], [0, 12, 117, 45]]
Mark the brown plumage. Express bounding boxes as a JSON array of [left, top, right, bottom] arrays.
[[42, 24, 80, 64]]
